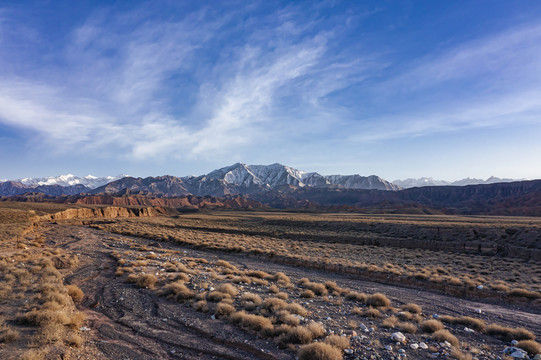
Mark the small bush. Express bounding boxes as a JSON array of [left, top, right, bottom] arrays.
[[230, 311, 274, 336], [66, 333, 83, 347], [307, 321, 326, 338], [366, 293, 391, 307], [439, 315, 485, 332], [207, 291, 230, 302], [401, 303, 422, 314], [216, 283, 238, 297], [301, 289, 315, 298], [276, 292, 288, 300], [398, 322, 417, 334], [397, 311, 414, 321], [0, 328, 20, 343], [262, 297, 287, 312], [324, 281, 343, 295], [324, 334, 351, 350], [421, 319, 444, 333], [192, 300, 209, 313], [277, 326, 314, 346], [365, 308, 382, 319], [345, 291, 367, 302], [517, 340, 541, 355], [486, 324, 535, 341], [269, 284, 279, 293], [432, 329, 459, 347], [382, 315, 398, 328], [216, 260, 237, 270], [132, 274, 157, 289], [286, 303, 308, 317], [215, 302, 236, 318], [298, 342, 342, 360], [66, 285, 84, 302], [241, 292, 263, 310]]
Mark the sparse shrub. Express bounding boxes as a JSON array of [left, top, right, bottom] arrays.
[[507, 288, 541, 300], [215, 302, 235, 318], [439, 315, 486, 332], [66, 284, 84, 302], [127, 273, 157, 289], [517, 340, 541, 355], [298, 342, 342, 360], [432, 329, 459, 347], [398, 322, 417, 333], [216, 283, 238, 297], [66, 333, 83, 347], [401, 303, 422, 314], [276, 311, 301, 326], [216, 260, 237, 270], [276, 292, 288, 300], [272, 272, 291, 286], [324, 281, 343, 295], [382, 315, 398, 328], [450, 349, 473, 360], [421, 319, 444, 333], [262, 297, 287, 312], [365, 308, 382, 319], [277, 325, 314, 346], [285, 303, 308, 317], [397, 311, 414, 321], [192, 300, 208, 312], [241, 292, 262, 310], [324, 334, 351, 350], [246, 270, 269, 279], [486, 324, 535, 341], [230, 311, 274, 336], [207, 291, 230, 302], [366, 293, 391, 307], [0, 327, 20, 343], [345, 291, 367, 302], [301, 289, 315, 298], [307, 321, 326, 338], [269, 284, 279, 293]]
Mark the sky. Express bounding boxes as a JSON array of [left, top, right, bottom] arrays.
[[1, 0, 541, 181]]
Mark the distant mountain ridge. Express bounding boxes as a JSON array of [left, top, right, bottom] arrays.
[[16, 174, 127, 189], [392, 176, 522, 189], [92, 163, 400, 197]]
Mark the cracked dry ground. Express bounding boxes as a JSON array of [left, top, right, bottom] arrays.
[[43, 223, 540, 360]]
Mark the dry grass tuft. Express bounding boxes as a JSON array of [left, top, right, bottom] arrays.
[[324, 334, 351, 350], [398, 322, 417, 333], [486, 324, 535, 341], [421, 319, 444, 333], [301, 289, 315, 298], [216, 283, 238, 297], [66, 284, 84, 302], [517, 340, 541, 355], [192, 300, 209, 313], [382, 315, 399, 328], [345, 291, 367, 303], [298, 342, 342, 360], [438, 315, 485, 332], [432, 329, 459, 347], [215, 302, 236, 318], [230, 311, 274, 336], [401, 303, 422, 314], [366, 293, 391, 307]]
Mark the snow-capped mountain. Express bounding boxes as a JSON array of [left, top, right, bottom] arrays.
[[17, 174, 128, 189], [392, 176, 522, 189]]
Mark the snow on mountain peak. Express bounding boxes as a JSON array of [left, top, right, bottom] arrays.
[[17, 174, 128, 189]]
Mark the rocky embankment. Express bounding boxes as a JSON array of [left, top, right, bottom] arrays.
[[36, 206, 158, 222]]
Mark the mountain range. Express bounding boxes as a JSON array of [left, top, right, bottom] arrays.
[[0, 163, 527, 197], [392, 176, 522, 188]]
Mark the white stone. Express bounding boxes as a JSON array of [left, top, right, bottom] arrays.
[[79, 326, 91, 331], [410, 343, 419, 350], [511, 340, 519, 346], [359, 323, 369, 332], [385, 345, 393, 351], [419, 342, 428, 350], [511, 351, 526, 359], [477, 285, 484, 290], [464, 327, 475, 333], [344, 349, 354, 355], [391, 332, 406, 342]]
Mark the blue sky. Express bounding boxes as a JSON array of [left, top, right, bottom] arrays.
[[1, 0, 541, 181]]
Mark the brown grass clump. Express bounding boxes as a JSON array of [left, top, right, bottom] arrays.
[[230, 311, 274, 336], [517, 340, 541, 355], [450, 349, 473, 360], [268, 284, 279, 293], [298, 342, 342, 360], [301, 289, 315, 298], [507, 288, 541, 300], [397, 311, 414, 321], [324, 334, 351, 350], [364, 308, 382, 319], [345, 291, 367, 303], [366, 293, 391, 307], [276, 311, 301, 326], [215, 302, 236, 318], [432, 329, 459, 347], [207, 291, 231, 302], [398, 322, 417, 333], [216, 283, 238, 297], [298, 278, 328, 296], [0, 327, 20, 343], [438, 315, 486, 332], [324, 281, 343, 295], [272, 272, 291, 286], [401, 303, 422, 314], [262, 297, 288, 313], [66, 284, 84, 302], [285, 303, 308, 317], [127, 273, 157, 289], [421, 319, 444, 333], [276, 292, 289, 300], [306, 321, 326, 338], [277, 326, 314, 346], [486, 324, 535, 341], [192, 300, 209, 313], [246, 270, 270, 279], [66, 333, 83, 347], [382, 315, 399, 328], [157, 281, 194, 301], [216, 260, 237, 270], [241, 292, 263, 310]]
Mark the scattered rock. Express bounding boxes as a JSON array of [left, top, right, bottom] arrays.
[[419, 342, 428, 350], [474, 309, 482, 314], [385, 345, 393, 351], [464, 327, 475, 333], [410, 343, 419, 350], [511, 340, 519, 346], [391, 332, 406, 342], [79, 326, 91, 331], [359, 323, 369, 332], [344, 349, 354, 355], [477, 285, 484, 290]]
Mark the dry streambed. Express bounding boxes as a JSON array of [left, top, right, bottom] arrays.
[[28, 223, 541, 360]]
